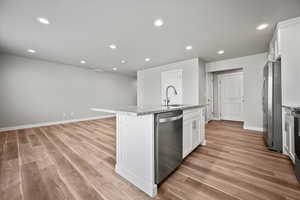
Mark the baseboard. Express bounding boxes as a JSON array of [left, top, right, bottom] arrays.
[[115, 164, 157, 197], [0, 114, 116, 132], [289, 152, 296, 164], [243, 125, 264, 132]]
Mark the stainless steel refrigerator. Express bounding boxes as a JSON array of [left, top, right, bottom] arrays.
[[263, 60, 282, 152]]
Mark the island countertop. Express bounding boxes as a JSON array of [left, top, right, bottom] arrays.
[[91, 104, 206, 116]]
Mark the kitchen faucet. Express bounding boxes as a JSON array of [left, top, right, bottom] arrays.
[[164, 85, 178, 106]]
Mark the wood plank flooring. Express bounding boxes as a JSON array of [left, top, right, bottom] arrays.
[[1, 119, 300, 200]]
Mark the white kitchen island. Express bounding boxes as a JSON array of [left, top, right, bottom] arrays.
[[91, 105, 206, 197]]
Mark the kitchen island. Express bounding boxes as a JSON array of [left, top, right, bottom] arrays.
[[91, 105, 206, 197]]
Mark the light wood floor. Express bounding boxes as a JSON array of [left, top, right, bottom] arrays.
[[1, 118, 300, 200]]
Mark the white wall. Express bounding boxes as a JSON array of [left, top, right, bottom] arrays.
[[0, 53, 137, 128], [206, 53, 267, 130], [137, 58, 206, 106]]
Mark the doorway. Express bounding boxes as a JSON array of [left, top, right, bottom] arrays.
[[218, 72, 244, 121]]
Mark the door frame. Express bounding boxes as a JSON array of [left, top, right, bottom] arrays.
[[217, 71, 244, 121], [206, 72, 214, 122]]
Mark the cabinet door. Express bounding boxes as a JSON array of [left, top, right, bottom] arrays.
[[268, 42, 275, 60], [289, 116, 295, 163], [183, 121, 192, 158], [282, 109, 289, 155], [192, 119, 201, 149], [283, 109, 296, 164], [183, 108, 206, 158], [274, 38, 279, 59], [200, 114, 205, 144], [285, 118, 290, 154]]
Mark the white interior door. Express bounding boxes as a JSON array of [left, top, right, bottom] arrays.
[[161, 69, 183, 105], [219, 73, 243, 121], [206, 72, 213, 121]]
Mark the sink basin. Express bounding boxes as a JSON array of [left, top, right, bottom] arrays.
[[162, 104, 184, 107]]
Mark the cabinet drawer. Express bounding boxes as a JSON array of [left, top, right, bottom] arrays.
[[183, 109, 202, 121]]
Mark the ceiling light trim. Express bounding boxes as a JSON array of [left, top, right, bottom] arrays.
[[217, 50, 225, 55], [37, 17, 50, 25], [185, 45, 193, 50], [27, 49, 36, 53], [154, 19, 164, 27], [109, 44, 117, 49], [256, 23, 269, 30]]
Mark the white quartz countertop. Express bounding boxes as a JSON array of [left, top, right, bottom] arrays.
[[282, 104, 300, 110], [91, 104, 206, 116]]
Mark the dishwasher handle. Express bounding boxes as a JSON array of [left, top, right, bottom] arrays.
[[159, 114, 183, 123]]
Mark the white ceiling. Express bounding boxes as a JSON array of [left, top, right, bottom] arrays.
[[1, 0, 300, 76]]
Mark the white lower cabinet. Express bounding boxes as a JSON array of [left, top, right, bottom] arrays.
[[183, 108, 205, 158], [183, 120, 193, 157], [282, 107, 295, 164], [191, 118, 201, 149]]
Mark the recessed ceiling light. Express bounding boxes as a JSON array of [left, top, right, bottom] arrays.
[[80, 60, 86, 64], [109, 44, 117, 49], [145, 58, 151, 62], [37, 17, 50, 25], [113, 67, 118, 71], [154, 19, 164, 27], [185, 45, 192, 50], [27, 49, 36, 53], [256, 23, 269, 30], [217, 50, 225, 55], [121, 60, 126, 64]]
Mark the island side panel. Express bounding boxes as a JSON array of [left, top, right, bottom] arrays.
[[115, 113, 157, 197]]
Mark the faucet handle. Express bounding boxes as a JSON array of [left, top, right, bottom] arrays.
[[163, 99, 170, 106]]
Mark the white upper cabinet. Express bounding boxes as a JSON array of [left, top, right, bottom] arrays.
[[267, 17, 300, 107], [268, 27, 281, 60], [278, 17, 300, 107]]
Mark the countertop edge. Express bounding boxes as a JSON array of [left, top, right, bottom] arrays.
[[91, 108, 139, 116], [91, 104, 207, 116], [282, 105, 300, 110]]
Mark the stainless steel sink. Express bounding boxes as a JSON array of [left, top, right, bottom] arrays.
[[162, 104, 184, 107], [168, 104, 184, 107]]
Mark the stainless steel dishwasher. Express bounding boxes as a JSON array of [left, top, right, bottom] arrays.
[[155, 110, 183, 184]]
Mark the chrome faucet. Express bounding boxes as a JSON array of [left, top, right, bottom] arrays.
[[164, 85, 178, 106]]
